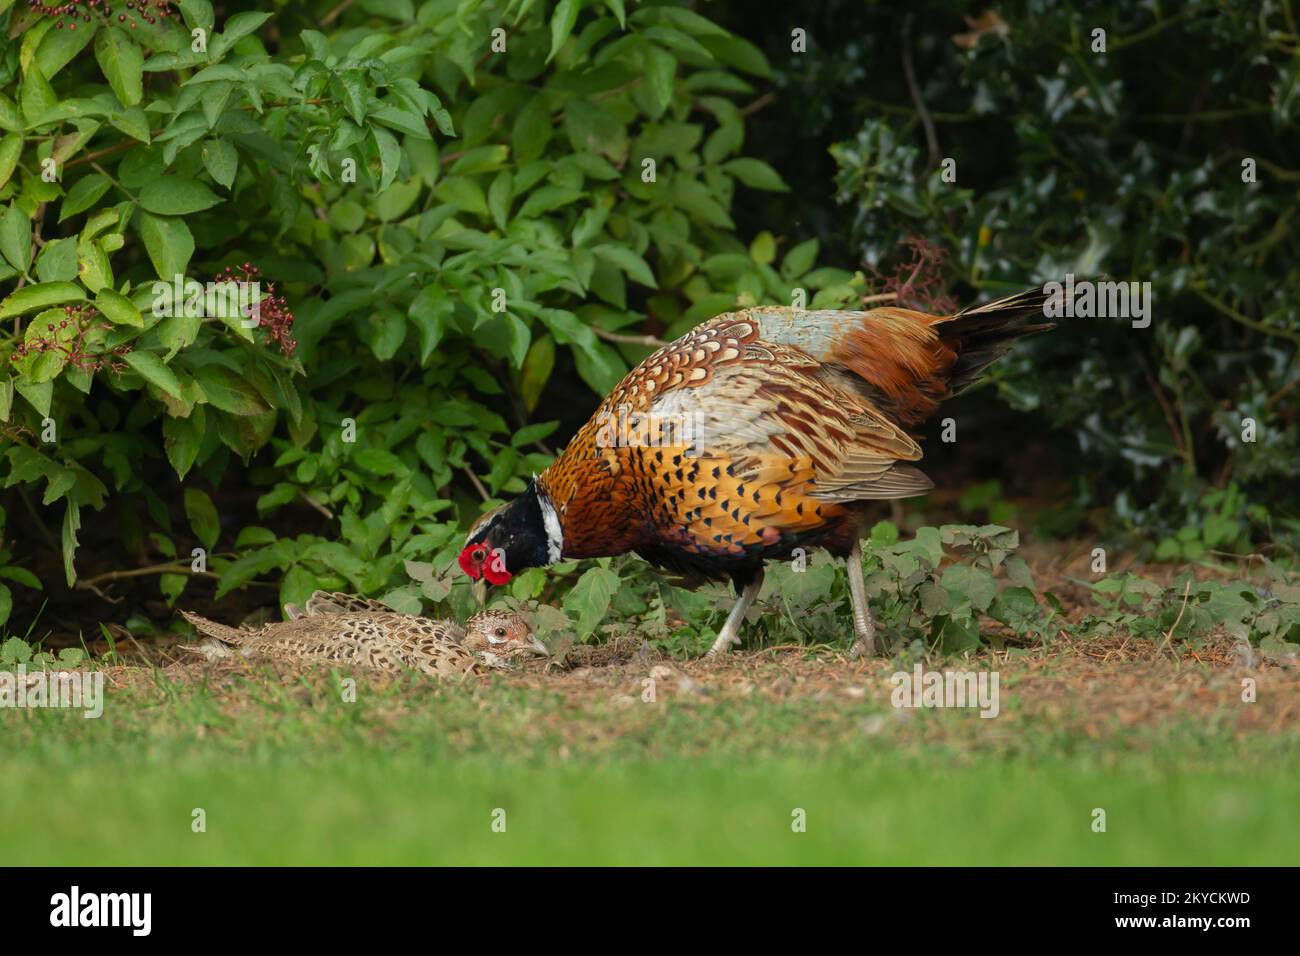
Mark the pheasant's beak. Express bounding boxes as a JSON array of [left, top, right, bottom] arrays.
[[527, 634, 550, 657], [472, 578, 486, 608]]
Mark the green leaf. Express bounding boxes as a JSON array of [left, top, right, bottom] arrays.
[[488, 170, 513, 232], [184, 488, 221, 550], [137, 211, 194, 280], [163, 407, 205, 479], [211, 11, 273, 59], [594, 244, 657, 287], [0, 282, 85, 318], [110, 105, 152, 142], [61, 502, 80, 585], [96, 288, 143, 327], [201, 139, 238, 189], [644, 47, 676, 116], [194, 365, 268, 416], [782, 238, 819, 279], [15, 379, 53, 417], [59, 174, 113, 222], [513, 94, 552, 165], [724, 157, 788, 191], [95, 25, 144, 107], [520, 334, 555, 413], [354, 448, 407, 476], [408, 286, 451, 363], [548, 0, 580, 63], [0, 204, 32, 273], [20, 63, 58, 123], [34, 237, 79, 283], [139, 178, 223, 215], [0, 134, 21, 191], [563, 566, 621, 636], [941, 564, 998, 613], [518, 185, 583, 219], [372, 127, 401, 192], [125, 350, 183, 399]]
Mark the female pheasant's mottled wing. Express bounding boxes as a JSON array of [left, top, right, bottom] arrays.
[[301, 591, 394, 616]]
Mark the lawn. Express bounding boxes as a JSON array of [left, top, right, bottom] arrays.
[[5, 637, 1298, 866]]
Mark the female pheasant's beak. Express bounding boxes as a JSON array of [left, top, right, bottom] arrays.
[[526, 633, 550, 657]]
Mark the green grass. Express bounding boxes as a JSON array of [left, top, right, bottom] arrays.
[[8, 754, 1299, 865], [4, 668, 1298, 865]]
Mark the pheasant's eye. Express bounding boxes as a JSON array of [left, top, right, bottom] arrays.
[[471, 546, 487, 562], [495, 627, 507, 637]]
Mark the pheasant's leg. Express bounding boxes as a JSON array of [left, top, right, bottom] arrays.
[[706, 569, 764, 658], [846, 538, 877, 657]]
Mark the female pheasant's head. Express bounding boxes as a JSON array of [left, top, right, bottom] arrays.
[[462, 609, 550, 662], [458, 479, 563, 586]]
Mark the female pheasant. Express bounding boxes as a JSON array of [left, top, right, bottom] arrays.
[[459, 290, 1051, 657], [182, 591, 548, 677]]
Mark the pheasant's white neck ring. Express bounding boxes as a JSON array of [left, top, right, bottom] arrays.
[[535, 482, 564, 565]]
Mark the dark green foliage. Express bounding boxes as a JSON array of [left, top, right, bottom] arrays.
[[802, 1, 1299, 548]]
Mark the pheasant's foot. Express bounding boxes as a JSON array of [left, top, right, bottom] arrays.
[[706, 627, 741, 658], [703, 568, 764, 660], [846, 538, 877, 658]]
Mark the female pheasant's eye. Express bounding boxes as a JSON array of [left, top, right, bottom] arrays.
[[495, 627, 506, 637]]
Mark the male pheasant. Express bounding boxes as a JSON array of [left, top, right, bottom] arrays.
[[459, 290, 1051, 657], [182, 591, 548, 677]]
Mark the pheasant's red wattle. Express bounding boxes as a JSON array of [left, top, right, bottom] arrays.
[[457, 548, 481, 579]]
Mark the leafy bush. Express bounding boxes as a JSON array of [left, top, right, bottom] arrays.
[[816, 1, 1300, 549], [0, 0, 855, 627]]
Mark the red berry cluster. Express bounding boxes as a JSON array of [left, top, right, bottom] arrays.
[[212, 262, 298, 357], [863, 234, 958, 314], [9, 304, 132, 373], [28, 0, 175, 31]]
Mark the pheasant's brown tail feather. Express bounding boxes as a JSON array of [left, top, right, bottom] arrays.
[[932, 286, 1054, 395], [180, 611, 248, 644]]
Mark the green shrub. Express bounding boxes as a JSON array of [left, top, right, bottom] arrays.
[[0, 0, 856, 627]]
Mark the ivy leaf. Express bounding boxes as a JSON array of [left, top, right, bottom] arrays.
[[940, 564, 997, 613]]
